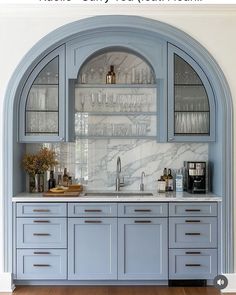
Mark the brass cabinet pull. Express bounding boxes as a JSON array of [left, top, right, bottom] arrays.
[[185, 233, 201, 236], [185, 209, 201, 212], [33, 264, 50, 267], [185, 264, 201, 267], [84, 209, 102, 212], [84, 220, 102, 223], [33, 252, 51, 255], [33, 233, 50, 236], [185, 220, 201, 223], [134, 209, 151, 212], [134, 220, 151, 223], [185, 251, 201, 255], [33, 220, 50, 223], [33, 209, 50, 212]]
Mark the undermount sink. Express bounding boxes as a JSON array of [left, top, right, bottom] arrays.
[[83, 192, 153, 197]]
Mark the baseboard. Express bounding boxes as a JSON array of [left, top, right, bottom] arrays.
[[0, 272, 15, 292], [221, 273, 236, 293]]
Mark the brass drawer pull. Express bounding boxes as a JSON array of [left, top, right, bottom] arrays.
[[185, 209, 201, 212], [134, 209, 151, 212], [185, 220, 201, 223], [185, 233, 201, 236], [33, 252, 51, 255], [84, 209, 102, 212], [185, 264, 201, 267], [185, 251, 201, 255], [33, 209, 50, 212], [84, 220, 102, 223], [33, 264, 50, 267], [33, 233, 50, 236], [33, 220, 50, 223], [134, 220, 151, 223]]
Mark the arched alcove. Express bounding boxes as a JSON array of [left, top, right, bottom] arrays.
[[3, 15, 233, 276]]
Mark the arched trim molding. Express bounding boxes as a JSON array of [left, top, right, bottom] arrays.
[[3, 15, 234, 274]]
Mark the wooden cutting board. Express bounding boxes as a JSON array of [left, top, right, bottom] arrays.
[[43, 191, 80, 197]]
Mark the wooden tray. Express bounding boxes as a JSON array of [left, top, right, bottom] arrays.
[[43, 191, 80, 197]]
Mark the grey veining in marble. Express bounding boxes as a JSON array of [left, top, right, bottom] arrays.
[[26, 140, 208, 191]]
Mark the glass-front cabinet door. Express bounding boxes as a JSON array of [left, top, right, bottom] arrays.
[[19, 45, 65, 142], [74, 51, 157, 139], [167, 44, 215, 142]]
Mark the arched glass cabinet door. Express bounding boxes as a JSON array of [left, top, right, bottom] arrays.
[[19, 45, 65, 142], [167, 44, 215, 142], [74, 50, 157, 139]]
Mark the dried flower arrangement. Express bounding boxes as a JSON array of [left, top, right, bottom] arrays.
[[22, 147, 58, 176]]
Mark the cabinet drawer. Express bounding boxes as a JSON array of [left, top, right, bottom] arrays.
[[68, 203, 117, 217], [169, 203, 217, 217], [169, 249, 217, 279], [17, 218, 67, 248], [118, 203, 168, 217], [169, 217, 217, 248], [17, 249, 67, 279], [16, 203, 67, 217]]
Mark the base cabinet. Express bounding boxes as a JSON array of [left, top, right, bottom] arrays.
[[14, 201, 219, 283], [169, 249, 217, 279], [68, 217, 117, 280], [118, 217, 168, 280]]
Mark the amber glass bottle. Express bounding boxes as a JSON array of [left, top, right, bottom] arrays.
[[106, 65, 116, 84]]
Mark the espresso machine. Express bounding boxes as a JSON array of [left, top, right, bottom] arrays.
[[185, 161, 207, 194]]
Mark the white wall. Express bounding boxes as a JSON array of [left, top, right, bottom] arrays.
[[0, 2, 236, 283]]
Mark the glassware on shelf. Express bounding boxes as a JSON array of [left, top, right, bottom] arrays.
[[175, 112, 209, 134]]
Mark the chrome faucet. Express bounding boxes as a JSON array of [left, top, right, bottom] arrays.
[[115, 156, 124, 191], [140, 171, 145, 191]]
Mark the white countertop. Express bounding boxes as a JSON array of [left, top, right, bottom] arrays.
[[12, 191, 222, 202]]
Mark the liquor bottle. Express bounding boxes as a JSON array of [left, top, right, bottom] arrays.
[[63, 168, 69, 187], [157, 176, 166, 193], [167, 168, 174, 191], [162, 168, 168, 191], [48, 170, 56, 190], [106, 65, 116, 84]]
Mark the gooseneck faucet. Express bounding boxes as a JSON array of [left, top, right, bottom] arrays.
[[115, 156, 124, 191], [140, 171, 145, 191]]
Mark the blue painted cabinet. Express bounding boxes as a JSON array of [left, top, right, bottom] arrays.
[[167, 44, 215, 142], [15, 203, 68, 280], [68, 217, 117, 280], [118, 202, 168, 281], [118, 217, 168, 280], [19, 45, 66, 142], [168, 202, 218, 280]]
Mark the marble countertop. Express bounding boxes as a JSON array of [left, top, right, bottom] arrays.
[[12, 190, 222, 202]]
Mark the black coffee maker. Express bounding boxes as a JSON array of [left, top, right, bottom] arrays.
[[185, 161, 207, 194]]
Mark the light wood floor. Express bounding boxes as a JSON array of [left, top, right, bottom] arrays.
[[1, 286, 233, 295]]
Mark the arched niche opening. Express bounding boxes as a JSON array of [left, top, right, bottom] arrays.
[[3, 16, 233, 276]]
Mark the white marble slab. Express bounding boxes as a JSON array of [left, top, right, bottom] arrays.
[[12, 191, 222, 203], [27, 141, 209, 191]]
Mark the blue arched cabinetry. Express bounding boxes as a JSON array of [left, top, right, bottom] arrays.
[[3, 16, 233, 281], [18, 29, 215, 143]]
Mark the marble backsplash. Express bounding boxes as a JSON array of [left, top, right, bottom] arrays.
[[26, 139, 208, 191]]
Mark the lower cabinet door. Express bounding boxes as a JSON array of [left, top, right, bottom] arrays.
[[169, 249, 217, 279], [68, 218, 117, 280], [118, 218, 168, 280], [16, 249, 67, 279]]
